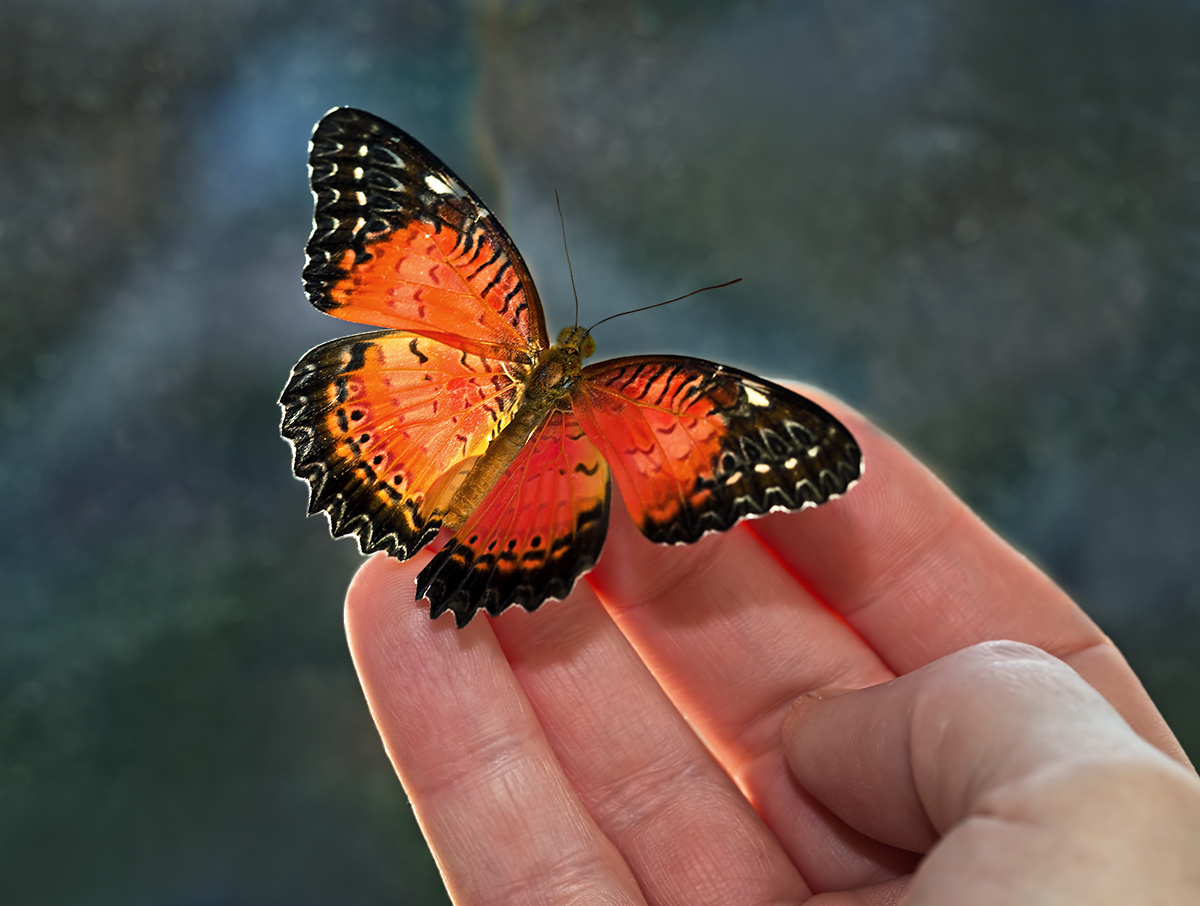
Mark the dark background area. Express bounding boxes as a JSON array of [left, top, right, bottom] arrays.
[[2, 1, 1198, 902]]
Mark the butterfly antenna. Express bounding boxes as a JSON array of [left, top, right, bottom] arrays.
[[586, 278, 743, 334], [555, 190, 581, 327]]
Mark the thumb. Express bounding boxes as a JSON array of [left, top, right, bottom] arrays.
[[782, 640, 1160, 852]]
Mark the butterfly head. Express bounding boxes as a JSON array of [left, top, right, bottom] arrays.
[[556, 325, 596, 360]]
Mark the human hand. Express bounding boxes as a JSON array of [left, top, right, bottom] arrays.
[[344, 392, 1197, 904]]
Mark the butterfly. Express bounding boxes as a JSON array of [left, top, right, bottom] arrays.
[[280, 108, 862, 627]]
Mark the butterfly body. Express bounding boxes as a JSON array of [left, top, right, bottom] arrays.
[[281, 108, 862, 627], [441, 328, 592, 531]]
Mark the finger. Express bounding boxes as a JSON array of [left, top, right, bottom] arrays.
[[590, 499, 917, 892], [752, 390, 1188, 765], [487, 578, 811, 905], [344, 553, 644, 905]]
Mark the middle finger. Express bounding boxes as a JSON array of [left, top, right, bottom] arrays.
[[491, 578, 810, 905], [589, 504, 915, 892]]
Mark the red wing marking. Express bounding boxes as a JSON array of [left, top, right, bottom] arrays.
[[573, 356, 862, 545], [323, 220, 537, 355], [416, 408, 611, 627], [280, 330, 529, 558]]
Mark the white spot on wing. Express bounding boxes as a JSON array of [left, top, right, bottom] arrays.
[[355, 190, 367, 206], [744, 386, 770, 407], [783, 457, 798, 470], [724, 471, 743, 486], [357, 144, 369, 157], [807, 446, 820, 458], [754, 463, 771, 474], [353, 166, 363, 179], [425, 174, 455, 195]]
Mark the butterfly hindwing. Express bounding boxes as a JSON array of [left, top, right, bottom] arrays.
[[416, 408, 611, 627], [572, 356, 862, 545], [280, 329, 531, 559], [304, 107, 549, 354]]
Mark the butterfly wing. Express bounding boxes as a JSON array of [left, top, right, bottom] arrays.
[[280, 330, 530, 559], [415, 408, 611, 627], [304, 107, 549, 356], [571, 356, 862, 544]]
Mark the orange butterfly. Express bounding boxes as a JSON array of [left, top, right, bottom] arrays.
[[280, 108, 862, 627]]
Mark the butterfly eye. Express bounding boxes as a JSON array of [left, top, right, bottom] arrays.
[[581, 334, 596, 358]]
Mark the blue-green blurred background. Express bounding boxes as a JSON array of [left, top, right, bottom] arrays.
[[3, 1, 1198, 902]]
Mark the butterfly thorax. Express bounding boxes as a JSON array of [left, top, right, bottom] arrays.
[[441, 328, 595, 531]]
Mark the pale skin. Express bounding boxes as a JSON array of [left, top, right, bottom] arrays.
[[344, 390, 1200, 904]]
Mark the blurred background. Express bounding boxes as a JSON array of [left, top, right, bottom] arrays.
[[3, 0, 1198, 901]]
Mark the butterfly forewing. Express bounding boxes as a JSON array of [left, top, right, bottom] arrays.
[[304, 107, 549, 354], [416, 409, 611, 627], [572, 356, 862, 545], [280, 330, 530, 559]]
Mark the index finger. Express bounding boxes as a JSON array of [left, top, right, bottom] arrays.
[[751, 391, 1188, 765]]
